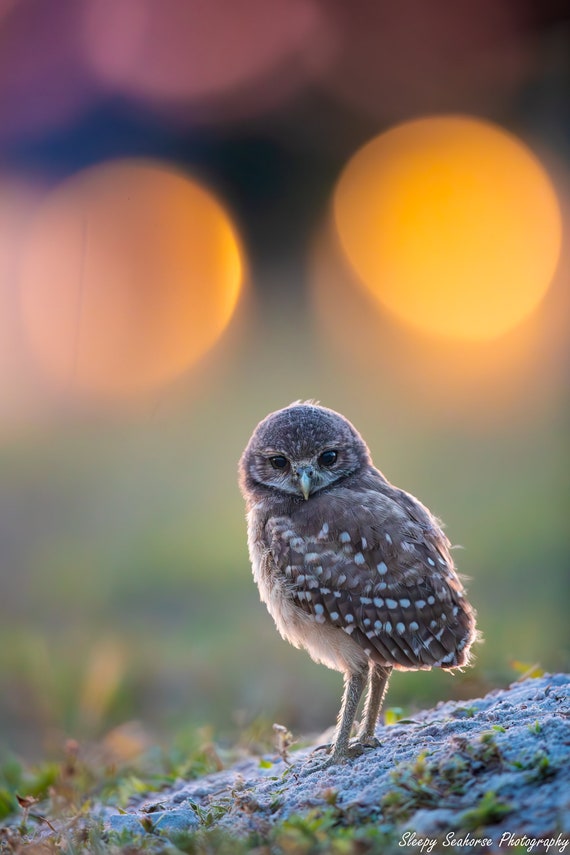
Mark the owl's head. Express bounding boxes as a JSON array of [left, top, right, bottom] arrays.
[[239, 402, 371, 503]]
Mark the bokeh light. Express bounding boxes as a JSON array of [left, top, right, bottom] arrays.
[[312, 0, 536, 122], [333, 116, 562, 341], [311, 209, 570, 428], [19, 160, 243, 398], [0, 176, 49, 426], [0, 0, 95, 142], [82, 0, 331, 123]]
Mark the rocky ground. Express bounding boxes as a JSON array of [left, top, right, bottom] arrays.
[[110, 673, 570, 850], [3, 673, 569, 853]]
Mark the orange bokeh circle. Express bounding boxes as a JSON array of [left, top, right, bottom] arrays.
[[20, 160, 243, 397], [334, 116, 562, 341]]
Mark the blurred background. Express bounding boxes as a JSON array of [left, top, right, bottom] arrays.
[[0, 0, 568, 762]]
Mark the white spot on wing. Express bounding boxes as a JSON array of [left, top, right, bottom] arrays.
[[377, 562, 388, 575], [340, 531, 351, 543], [396, 622, 405, 635], [385, 599, 397, 609], [354, 552, 365, 565]]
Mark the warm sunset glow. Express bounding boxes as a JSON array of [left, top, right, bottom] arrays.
[[333, 116, 562, 341], [19, 160, 243, 397]]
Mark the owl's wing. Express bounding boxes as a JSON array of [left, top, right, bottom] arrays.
[[266, 486, 477, 671]]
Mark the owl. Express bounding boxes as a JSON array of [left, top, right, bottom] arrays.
[[239, 402, 478, 766]]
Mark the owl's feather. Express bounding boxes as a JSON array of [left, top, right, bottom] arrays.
[[262, 479, 475, 672]]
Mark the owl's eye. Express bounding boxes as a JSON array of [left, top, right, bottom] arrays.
[[319, 449, 338, 467], [269, 455, 289, 470]]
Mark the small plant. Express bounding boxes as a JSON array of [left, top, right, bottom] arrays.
[[459, 790, 512, 831], [453, 705, 477, 718], [511, 749, 556, 783], [384, 706, 405, 725], [476, 731, 503, 767], [382, 751, 442, 819], [437, 753, 470, 795], [510, 660, 544, 681], [272, 722, 295, 765]]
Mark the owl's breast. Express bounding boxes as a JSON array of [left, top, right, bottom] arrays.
[[246, 508, 368, 674]]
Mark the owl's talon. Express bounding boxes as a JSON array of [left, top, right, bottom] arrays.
[[346, 737, 380, 758], [299, 753, 343, 775], [311, 742, 333, 755], [299, 740, 377, 774], [354, 735, 381, 750]]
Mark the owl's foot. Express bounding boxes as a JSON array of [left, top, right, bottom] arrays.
[[344, 736, 381, 758], [299, 737, 379, 774], [352, 735, 381, 751]]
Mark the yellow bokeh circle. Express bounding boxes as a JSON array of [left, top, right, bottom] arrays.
[[334, 116, 562, 341], [20, 160, 243, 396]]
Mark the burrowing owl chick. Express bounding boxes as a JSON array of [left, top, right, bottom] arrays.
[[239, 402, 477, 766]]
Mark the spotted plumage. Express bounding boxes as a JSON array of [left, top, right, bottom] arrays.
[[239, 402, 478, 766]]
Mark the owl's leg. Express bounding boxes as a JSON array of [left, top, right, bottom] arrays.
[[327, 669, 367, 762], [358, 663, 392, 742], [302, 670, 370, 771]]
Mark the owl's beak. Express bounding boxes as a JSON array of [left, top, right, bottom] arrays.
[[297, 468, 313, 501]]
